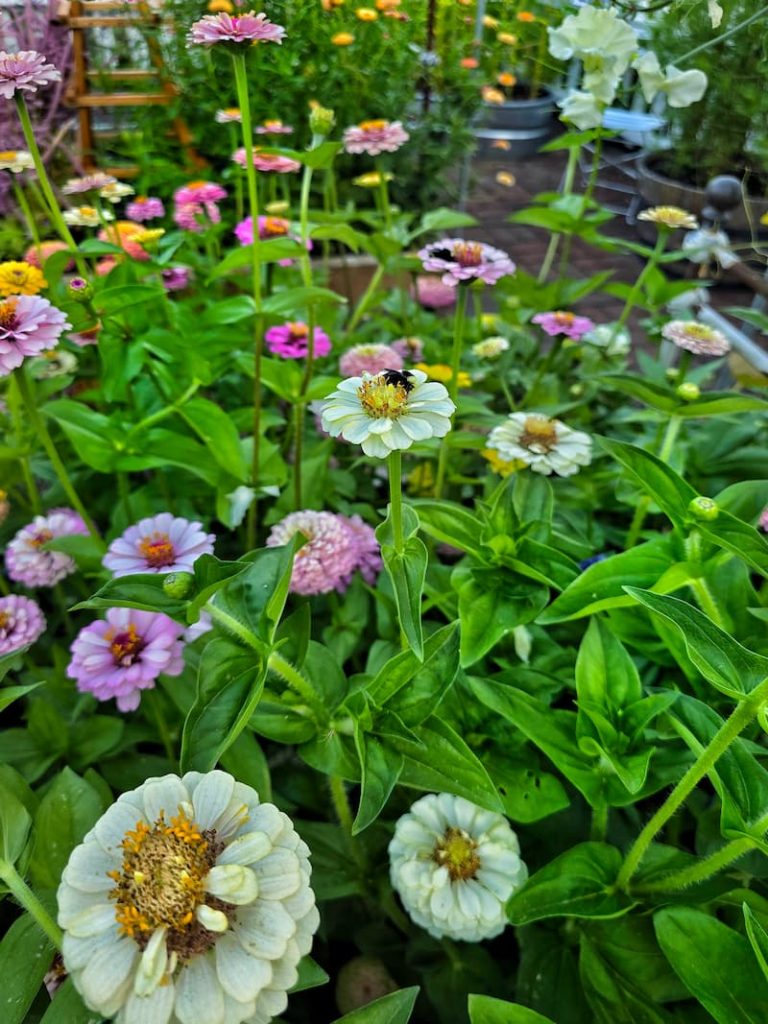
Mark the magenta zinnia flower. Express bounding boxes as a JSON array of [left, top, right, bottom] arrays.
[[0, 295, 70, 377], [0, 51, 61, 99], [5, 508, 89, 587], [161, 266, 191, 291], [266, 322, 331, 359], [126, 196, 165, 221], [419, 239, 515, 287], [760, 506, 768, 533], [188, 11, 286, 47], [0, 594, 46, 654], [232, 148, 301, 174], [343, 119, 410, 156], [339, 343, 403, 378], [234, 215, 311, 266], [266, 510, 380, 595], [174, 182, 227, 205], [67, 608, 185, 712], [532, 311, 596, 340], [103, 513, 215, 577]]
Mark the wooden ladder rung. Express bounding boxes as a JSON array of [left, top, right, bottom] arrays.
[[99, 165, 140, 178], [75, 92, 172, 107], [81, 0, 154, 9], [68, 15, 153, 27], [86, 69, 157, 80]]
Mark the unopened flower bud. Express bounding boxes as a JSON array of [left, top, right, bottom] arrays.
[[335, 956, 399, 1015], [665, 367, 680, 380], [68, 277, 93, 302], [676, 382, 700, 401], [569, 383, 584, 397], [309, 105, 335, 137], [688, 496, 719, 522], [162, 572, 194, 599], [265, 200, 290, 216]]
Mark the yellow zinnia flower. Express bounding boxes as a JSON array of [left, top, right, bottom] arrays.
[[331, 31, 355, 45], [497, 32, 518, 45], [482, 86, 506, 105], [353, 171, 394, 187], [495, 172, 516, 187], [637, 206, 698, 230], [0, 261, 47, 297], [356, 6, 378, 20], [415, 363, 472, 388], [483, 15, 499, 28], [482, 449, 525, 477], [207, 0, 233, 12]]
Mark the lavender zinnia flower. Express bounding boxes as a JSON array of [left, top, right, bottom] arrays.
[[0, 594, 46, 654], [266, 510, 381, 595], [339, 343, 403, 377], [0, 295, 70, 377], [266, 322, 331, 359], [0, 51, 61, 99], [343, 119, 410, 156], [126, 196, 165, 222], [532, 311, 596, 340], [103, 513, 215, 577], [61, 173, 117, 196], [5, 509, 89, 587], [391, 336, 424, 362], [419, 239, 515, 287], [188, 11, 286, 47], [67, 608, 185, 711], [161, 266, 191, 292]]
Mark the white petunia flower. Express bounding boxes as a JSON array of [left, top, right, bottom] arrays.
[[557, 90, 604, 130], [487, 412, 592, 477], [57, 770, 319, 1024], [388, 793, 527, 942], [582, 323, 631, 357], [682, 228, 738, 269], [548, 6, 637, 74], [633, 52, 707, 109], [320, 368, 455, 459]]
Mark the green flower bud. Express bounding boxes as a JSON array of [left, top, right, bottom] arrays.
[[309, 105, 335, 137], [162, 572, 194, 599], [688, 496, 719, 522], [569, 383, 584, 397], [665, 367, 680, 380], [67, 277, 93, 302], [676, 382, 700, 401]]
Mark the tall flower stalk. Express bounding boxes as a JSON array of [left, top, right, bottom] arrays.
[[434, 285, 469, 497]]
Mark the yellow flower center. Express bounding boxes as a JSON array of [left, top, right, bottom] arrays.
[[139, 533, 176, 568], [681, 323, 715, 341], [109, 810, 225, 959], [264, 216, 290, 236], [433, 827, 480, 881], [520, 416, 558, 453], [358, 119, 388, 131], [0, 151, 18, 160], [553, 311, 575, 326], [262, 119, 283, 130], [358, 374, 409, 419], [288, 322, 309, 340], [452, 241, 483, 267], [29, 528, 53, 548], [108, 623, 145, 666], [0, 610, 8, 629], [0, 298, 19, 328]]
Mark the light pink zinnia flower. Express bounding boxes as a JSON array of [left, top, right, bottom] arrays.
[[419, 239, 515, 287], [532, 310, 595, 340], [188, 11, 286, 47], [215, 108, 242, 124], [174, 182, 227, 205], [266, 510, 380, 595], [760, 506, 768, 532], [5, 508, 89, 587], [415, 275, 456, 310], [125, 196, 165, 221], [0, 295, 70, 377], [266, 322, 331, 359], [24, 241, 72, 271], [61, 173, 117, 195], [343, 119, 410, 155], [339, 343, 403, 377], [340, 514, 382, 586], [0, 51, 61, 99], [67, 608, 185, 712], [0, 594, 46, 654], [232, 148, 301, 174], [103, 513, 215, 577], [161, 266, 191, 291], [391, 336, 424, 361], [67, 323, 101, 347], [255, 119, 294, 135], [661, 320, 731, 356]]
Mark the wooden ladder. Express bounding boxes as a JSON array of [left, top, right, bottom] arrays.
[[61, 0, 202, 177]]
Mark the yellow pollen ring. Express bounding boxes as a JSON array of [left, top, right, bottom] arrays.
[[357, 376, 410, 419]]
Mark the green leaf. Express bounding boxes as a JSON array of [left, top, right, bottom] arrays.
[[598, 375, 678, 413], [200, 295, 257, 325], [290, 956, 330, 993], [208, 237, 305, 280], [0, 912, 54, 1024], [40, 978, 102, 1023], [0, 779, 32, 865], [262, 285, 346, 317], [213, 543, 298, 647], [310, 223, 363, 251], [468, 994, 555, 1024], [293, 820, 363, 900], [43, 533, 106, 573], [28, 768, 104, 889], [579, 934, 674, 1024], [486, 757, 569, 824], [352, 729, 403, 834], [367, 622, 460, 725], [377, 510, 427, 660], [744, 904, 768, 984], [331, 987, 419, 1024], [0, 682, 43, 713], [410, 499, 485, 557], [697, 510, 768, 578], [597, 437, 697, 527], [43, 400, 119, 472], [415, 207, 478, 235], [507, 843, 634, 924], [626, 588, 768, 698], [179, 397, 249, 482], [454, 565, 548, 666], [220, 731, 272, 803], [73, 572, 186, 619], [654, 906, 768, 1023], [180, 638, 267, 773], [96, 283, 164, 315], [576, 618, 642, 711]]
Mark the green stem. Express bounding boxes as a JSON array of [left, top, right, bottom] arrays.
[[634, 837, 755, 895], [537, 146, 579, 284], [267, 650, 328, 724], [329, 773, 354, 836], [13, 95, 87, 277], [625, 415, 682, 548], [591, 800, 608, 842], [389, 449, 404, 554], [126, 379, 200, 443], [689, 577, 726, 629], [117, 471, 133, 522], [347, 263, 385, 334], [614, 231, 668, 335], [147, 689, 175, 765], [15, 366, 99, 538], [0, 861, 63, 949], [12, 181, 41, 259], [435, 286, 469, 497], [8, 375, 42, 514], [617, 676, 768, 890], [377, 166, 393, 232]]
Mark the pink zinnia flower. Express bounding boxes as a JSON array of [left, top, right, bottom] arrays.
[[760, 506, 768, 532], [126, 196, 165, 222], [266, 322, 331, 359], [232, 148, 301, 174], [103, 513, 215, 577], [61, 173, 117, 196], [234, 215, 311, 266], [266, 510, 380, 595], [391, 336, 424, 361], [415, 275, 456, 310], [419, 238, 515, 287], [340, 514, 381, 586], [161, 266, 191, 291], [661, 320, 731, 357], [255, 119, 294, 135], [67, 323, 101, 347], [342, 119, 410, 156], [187, 11, 286, 47], [339, 343, 403, 377], [5, 508, 89, 587], [0, 594, 46, 654], [215, 108, 242, 124], [67, 608, 185, 712], [174, 182, 227, 205], [96, 222, 150, 262], [0, 51, 61, 99], [95, 257, 117, 277], [23, 241, 72, 270], [532, 311, 596, 340], [0, 295, 70, 377]]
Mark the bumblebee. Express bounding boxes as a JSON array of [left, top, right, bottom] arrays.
[[380, 368, 415, 393]]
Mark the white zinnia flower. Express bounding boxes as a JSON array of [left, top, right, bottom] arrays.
[[388, 793, 527, 942], [320, 368, 455, 459], [100, 181, 136, 203], [0, 150, 35, 173], [682, 228, 738, 269], [582, 323, 631, 357], [57, 771, 319, 1024], [473, 336, 509, 359], [557, 90, 604, 130], [661, 320, 730, 356], [487, 412, 592, 477], [63, 206, 114, 227]]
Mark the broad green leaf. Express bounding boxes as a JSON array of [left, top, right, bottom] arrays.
[[377, 504, 427, 660], [743, 904, 768, 984], [598, 374, 677, 412], [0, 682, 42, 713], [697, 510, 768, 578], [0, 912, 54, 1024], [290, 956, 330, 993], [0, 650, 25, 684], [454, 565, 548, 666], [716, 481, 768, 524], [310, 223, 363, 251], [516, 924, 591, 1024], [582, 916, 688, 1003], [301, 641, 348, 712], [507, 843, 634, 924], [367, 622, 460, 725], [40, 978, 102, 1023], [654, 906, 768, 1023], [293, 820, 363, 900], [213, 542, 298, 647], [576, 618, 642, 711], [415, 207, 478, 235], [352, 728, 403, 834], [200, 295, 256, 325], [43, 400, 119, 472], [208, 237, 305, 280], [627, 588, 768, 697], [28, 768, 104, 889], [96, 283, 164, 315], [262, 285, 346, 317], [468, 994, 555, 1024], [579, 935, 674, 1024], [484, 757, 569, 823], [410, 499, 485, 557], [73, 573, 186, 620], [220, 731, 272, 803], [0, 780, 32, 865], [179, 397, 249, 482], [597, 437, 697, 527], [332, 987, 419, 1024]]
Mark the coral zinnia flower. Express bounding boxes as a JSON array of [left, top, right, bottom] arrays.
[[188, 11, 286, 46], [0, 594, 46, 654], [487, 413, 592, 477], [0, 50, 60, 99], [342, 119, 409, 155], [103, 513, 215, 577], [0, 295, 70, 376], [0, 261, 46, 296], [232, 149, 301, 173], [419, 238, 515, 287]]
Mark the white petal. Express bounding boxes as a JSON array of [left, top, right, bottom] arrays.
[[196, 904, 230, 933], [255, 986, 288, 1019], [62, 930, 113, 971], [233, 901, 295, 960], [218, 832, 272, 867], [60, 902, 116, 936], [121, 982, 175, 1024], [215, 931, 272, 1002], [94, 801, 146, 856], [174, 956, 225, 1024], [142, 777, 190, 824], [189, 770, 235, 830], [134, 927, 167, 997], [206, 864, 259, 904], [252, 849, 301, 900], [62, 841, 119, 892], [79, 935, 139, 1012]]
